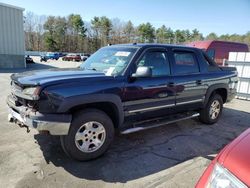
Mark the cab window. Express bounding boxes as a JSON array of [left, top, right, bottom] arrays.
[[173, 51, 199, 75], [137, 51, 170, 77]]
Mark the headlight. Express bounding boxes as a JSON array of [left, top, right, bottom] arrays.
[[23, 87, 41, 97], [23, 87, 37, 95], [206, 163, 247, 188]]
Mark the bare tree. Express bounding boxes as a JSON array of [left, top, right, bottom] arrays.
[[24, 11, 36, 50], [123, 20, 135, 43], [34, 15, 46, 51], [110, 18, 125, 44]]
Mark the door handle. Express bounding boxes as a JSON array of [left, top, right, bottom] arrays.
[[167, 82, 175, 87], [196, 80, 202, 85]]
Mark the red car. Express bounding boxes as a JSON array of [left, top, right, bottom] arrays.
[[62, 54, 81, 62], [196, 128, 250, 188], [187, 40, 249, 65]]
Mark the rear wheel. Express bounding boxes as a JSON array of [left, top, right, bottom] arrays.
[[60, 109, 114, 161], [199, 94, 223, 124]]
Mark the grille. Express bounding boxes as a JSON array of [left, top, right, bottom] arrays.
[[11, 81, 23, 91], [10, 81, 26, 106]]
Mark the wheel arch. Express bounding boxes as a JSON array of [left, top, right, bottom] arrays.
[[204, 84, 228, 106], [57, 94, 124, 128]]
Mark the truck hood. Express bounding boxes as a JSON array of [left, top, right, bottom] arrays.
[[217, 128, 250, 186], [11, 68, 106, 86]]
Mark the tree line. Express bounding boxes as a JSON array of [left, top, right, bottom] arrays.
[[24, 12, 250, 53]]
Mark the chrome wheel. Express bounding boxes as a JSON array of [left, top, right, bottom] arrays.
[[75, 121, 106, 153], [209, 100, 221, 120]]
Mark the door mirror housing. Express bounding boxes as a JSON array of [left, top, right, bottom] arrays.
[[132, 66, 152, 78]]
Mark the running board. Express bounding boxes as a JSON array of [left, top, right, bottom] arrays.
[[120, 112, 200, 134]]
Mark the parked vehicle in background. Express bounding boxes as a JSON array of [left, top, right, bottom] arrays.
[[25, 55, 34, 64], [62, 54, 81, 62], [187, 40, 249, 65], [58, 52, 66, 58], [196, 128, 250, 188], [40, 52, 60, 62], [7, 43, 238, 161], [80, 53, 91, 61]]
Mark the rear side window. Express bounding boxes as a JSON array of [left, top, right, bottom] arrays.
[[206, 49, 215, 59], [202, 51, 219, 70], [173, 51, 199, 75]]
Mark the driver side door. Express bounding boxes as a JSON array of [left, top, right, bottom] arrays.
[[123, 48, 176, 116]]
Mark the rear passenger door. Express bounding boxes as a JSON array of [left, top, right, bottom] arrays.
[[169, 48, 207, 107]]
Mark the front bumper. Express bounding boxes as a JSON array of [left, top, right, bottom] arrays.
[[7, 95, 71, 135]]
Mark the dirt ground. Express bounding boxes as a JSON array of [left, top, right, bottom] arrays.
[[1, 59, 250, 188]]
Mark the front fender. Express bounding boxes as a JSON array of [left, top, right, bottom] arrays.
[[57, 94, 124, 126]]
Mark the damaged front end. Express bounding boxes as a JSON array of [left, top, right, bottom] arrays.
[[7, 81, 71, 135]]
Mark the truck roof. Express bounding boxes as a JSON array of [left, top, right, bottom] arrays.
[[110, 43, 198, 50]]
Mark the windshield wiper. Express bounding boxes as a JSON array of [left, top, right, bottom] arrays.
[[82, 67, 97, 71], [87, 68, 97, 71]]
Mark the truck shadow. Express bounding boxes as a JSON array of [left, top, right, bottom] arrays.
[[34, 107, 250, 183]]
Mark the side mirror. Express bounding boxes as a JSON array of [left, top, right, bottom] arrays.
[[132, 66, 152, 78]]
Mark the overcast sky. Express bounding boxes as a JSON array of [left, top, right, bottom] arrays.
[[1, 0, 250, 36]]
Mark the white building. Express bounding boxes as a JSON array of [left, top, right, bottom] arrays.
[[0, 2, 25, 68]]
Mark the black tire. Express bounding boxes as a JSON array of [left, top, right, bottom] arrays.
[[60, 109, 114, 161], [199, 94, 223, 124]]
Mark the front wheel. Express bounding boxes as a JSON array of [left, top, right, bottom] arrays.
[[199, 94, 223, 124], [60, 109, 114, 161]]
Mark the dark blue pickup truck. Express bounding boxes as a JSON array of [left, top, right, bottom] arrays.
[[7, 44, 238, 161]]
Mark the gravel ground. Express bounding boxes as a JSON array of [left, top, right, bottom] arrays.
[[0, 59, 250, 188]]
